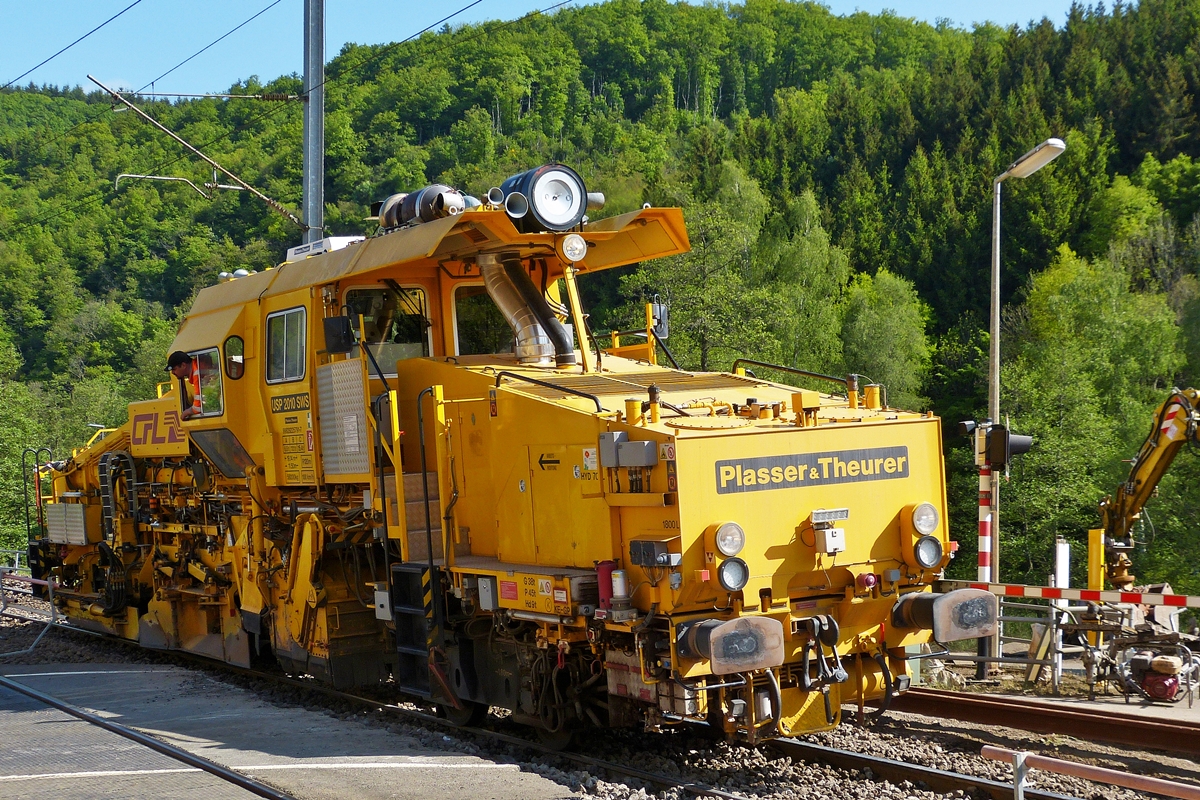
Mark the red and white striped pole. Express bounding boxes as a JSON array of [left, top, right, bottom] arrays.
[[976, 447, 993, 678], [978, 464, 992, 581]]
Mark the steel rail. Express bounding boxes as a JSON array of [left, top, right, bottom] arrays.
[[0, 617, 751, 800], [892, 687, 1200, 757], [207, 666, 754, 800], [0, 673, 296, 800], [76, 646, 1093, 800], [772, 739, 1081, 800], [6, 618, 1167, 800]]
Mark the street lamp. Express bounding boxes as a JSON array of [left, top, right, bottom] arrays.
[[989, 138, 1066, 429], [982, 136, 1065, 672]]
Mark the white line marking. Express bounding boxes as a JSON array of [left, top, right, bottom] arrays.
[[0, 670, 175, 678], [0, 762, 517, 782], [0, 768, 199, 782], [241, 762, 519, 771]]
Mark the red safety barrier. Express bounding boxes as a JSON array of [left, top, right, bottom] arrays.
[[939, 580, 1200, 608]]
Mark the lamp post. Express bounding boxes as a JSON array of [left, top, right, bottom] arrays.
[[983, 137, 1065, 671]]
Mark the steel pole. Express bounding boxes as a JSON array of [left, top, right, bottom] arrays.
[[302, 0, 325, 243], [989, 178, 1002, 426], [988, 175, 1006, 670], [988, 175, 1008, 671]]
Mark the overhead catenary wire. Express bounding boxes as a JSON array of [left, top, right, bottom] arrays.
[[23, 0, 289, 159], [1, 0, 146, 91], [140, 0, 286, 91], [3, 0, 576, 238], [89, 74, 307, 229]]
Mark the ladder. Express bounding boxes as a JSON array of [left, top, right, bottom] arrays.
[[391, 561, 439, 697]]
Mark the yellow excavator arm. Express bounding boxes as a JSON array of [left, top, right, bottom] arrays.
[[1095, 388, 1200, 588]]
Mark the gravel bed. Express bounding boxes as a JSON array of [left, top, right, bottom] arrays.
[[2, 605, 1194, 800]]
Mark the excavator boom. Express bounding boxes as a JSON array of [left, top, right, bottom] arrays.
[[1097, 388, 1200, 588]]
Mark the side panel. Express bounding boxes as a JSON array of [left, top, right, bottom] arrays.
[[494, 447, 536, 564], [129, 397, 189, 458], [448, 399, 493, 556], [315, 359, 371, 483], [529, 443, 612, 567]]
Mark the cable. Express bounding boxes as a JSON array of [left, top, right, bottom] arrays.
[[141, 0, 285, 92], [310, 0, 486, 96], [22, 0, 289, 164], [5, 0, 576, 237], [1, 0, 146, 91]]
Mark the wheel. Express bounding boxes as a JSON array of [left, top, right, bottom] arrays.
[[438, 699, 488, 727], [535, 725, 575, 751]]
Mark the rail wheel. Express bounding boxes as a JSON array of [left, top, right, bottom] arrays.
[[535, 725, 574, 751], [439, 699, 488, 727]]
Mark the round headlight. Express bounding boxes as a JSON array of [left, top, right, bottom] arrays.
[[912, 502, 939, 535], [714, 522, 746, 557], [500, 164, 587, 232], [559, 233, 587, 263], [717, 557, 750, 592], [914, 535, 944, 569]]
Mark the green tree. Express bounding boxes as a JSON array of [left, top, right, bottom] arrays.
[[1000, 246, 1182, 585], [621, 163, 776, 370], [840, 269, 931, 409]]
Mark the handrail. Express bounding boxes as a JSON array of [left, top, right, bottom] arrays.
[[493, 371, 605, 412], [650, 330, 680, 369], [86, 428, 118, 448], [599, 328, 649, 340], [730, 359, 847, 389], [597, 328, 680, 370], [21, 447, 51, 543]]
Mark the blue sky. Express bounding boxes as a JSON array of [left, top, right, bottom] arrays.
[[1, 0, 1080, 96]]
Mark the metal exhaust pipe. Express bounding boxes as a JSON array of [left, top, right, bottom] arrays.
[[487, 187, 504, 205], [504, 191, 529, 219], [477, 253, 554, 365], [502, 254, 577, 368]]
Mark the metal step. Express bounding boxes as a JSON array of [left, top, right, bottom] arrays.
[[390, 562, 438, 697], [402, 472, 439, 503]]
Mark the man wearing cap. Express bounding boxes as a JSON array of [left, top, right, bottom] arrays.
[[166, 350, 203, 420]]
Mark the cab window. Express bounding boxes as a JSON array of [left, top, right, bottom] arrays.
[[454, 284, 512, 356], [344, 287, 430, 376], [224, 335, 244, 379], [266, 307, 306, 383], [188, 347, 223, 417]]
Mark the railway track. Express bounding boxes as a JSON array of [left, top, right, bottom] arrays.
[[0, 672, 296, 800], [770, 740, 1080, 800], [242, 668, 1090, 800], [892, 686, 1200, 758], [0, 614, 1122, 800]]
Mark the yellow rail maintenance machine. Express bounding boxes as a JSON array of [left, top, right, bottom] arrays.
[[30, 163, 995, 745]]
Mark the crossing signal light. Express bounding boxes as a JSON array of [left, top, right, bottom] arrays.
[[986, 425, 1033, 468]]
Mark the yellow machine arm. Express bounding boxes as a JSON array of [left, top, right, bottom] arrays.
[[1096, 388, 1200, 588]]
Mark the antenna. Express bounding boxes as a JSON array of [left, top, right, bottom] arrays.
[[88, 74, 307, 230]]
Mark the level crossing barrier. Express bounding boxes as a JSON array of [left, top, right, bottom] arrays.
[[940, 580, 1200, 608]]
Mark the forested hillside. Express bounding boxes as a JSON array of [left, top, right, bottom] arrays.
[[3, 0, 1200, 595]]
